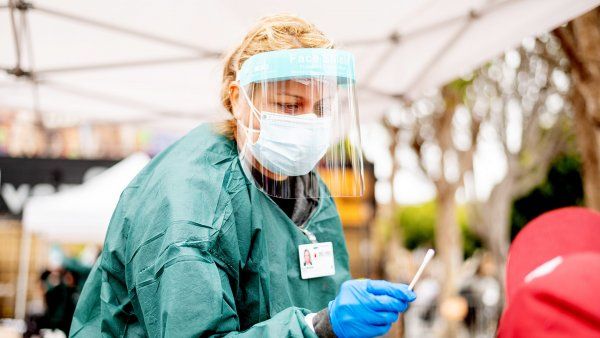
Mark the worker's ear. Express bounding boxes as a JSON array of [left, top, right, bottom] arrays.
[[229, 82, 242, 120]]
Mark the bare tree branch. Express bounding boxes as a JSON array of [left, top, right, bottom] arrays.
[[553, 26, 587, 79]]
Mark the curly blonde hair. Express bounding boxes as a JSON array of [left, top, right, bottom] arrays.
[[218, 14, 334, 138]]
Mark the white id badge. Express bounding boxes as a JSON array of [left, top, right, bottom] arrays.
[[298, 242, 335, 279]]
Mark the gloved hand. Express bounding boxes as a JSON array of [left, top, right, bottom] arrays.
[[328, 279, 416, 338]]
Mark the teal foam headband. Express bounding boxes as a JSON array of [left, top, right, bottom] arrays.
[[237, 48, 356, 86]]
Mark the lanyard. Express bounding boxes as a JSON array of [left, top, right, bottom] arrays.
[[300, 227, 318, 244]]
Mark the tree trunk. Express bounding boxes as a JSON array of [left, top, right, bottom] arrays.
[[555, 10, 600, 211], [436, 185, 461, 298], [435, 182, 462, 338], [480, 176, 512, 296], [572, 83, 600, 210]]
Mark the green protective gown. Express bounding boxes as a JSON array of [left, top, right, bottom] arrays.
[[69, 124, 351, 337]]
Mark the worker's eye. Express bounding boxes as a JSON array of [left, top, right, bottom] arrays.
[[276, 102, 301, 114]]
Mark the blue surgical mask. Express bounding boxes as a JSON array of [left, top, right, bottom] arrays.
[[238, 88, 331, 176]]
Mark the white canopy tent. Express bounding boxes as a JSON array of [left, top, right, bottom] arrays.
[[1, 0, 599, 130], [2, 0, 599, 321], [22, 152, 150, 242], [15, 153, 150, 319]]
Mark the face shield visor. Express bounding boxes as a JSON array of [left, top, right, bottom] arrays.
[[235, 48, 364, 199]]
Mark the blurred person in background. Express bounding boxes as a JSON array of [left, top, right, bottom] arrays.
[[70, 14, 417, 338], [25, 247, 95, 338]]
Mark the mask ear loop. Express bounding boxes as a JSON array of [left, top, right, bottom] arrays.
[[237, 83, 262, 126], [234, 82, 262, 163]]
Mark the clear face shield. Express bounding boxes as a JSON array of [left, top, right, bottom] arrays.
[[235, 48, 364, 199]]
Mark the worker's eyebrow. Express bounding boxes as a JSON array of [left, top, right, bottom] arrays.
[[274, 92, 303, 99]]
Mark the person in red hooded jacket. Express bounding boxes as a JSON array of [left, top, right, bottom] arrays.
[[497, 207, 600, 338]]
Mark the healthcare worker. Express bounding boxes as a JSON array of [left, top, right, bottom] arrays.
[[70, 14, 416, 338]]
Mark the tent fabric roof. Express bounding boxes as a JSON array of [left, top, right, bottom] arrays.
[[1, 0, 599, 130]]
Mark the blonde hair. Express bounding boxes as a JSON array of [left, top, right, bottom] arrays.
[[219, 14, 334, 138]]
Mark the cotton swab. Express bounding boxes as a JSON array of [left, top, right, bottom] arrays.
[[408, 249, 435, 291]]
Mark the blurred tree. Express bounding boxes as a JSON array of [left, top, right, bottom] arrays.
[[377, 115, 409, 338], [410, 82, 480, 306], [376, 113, 410, 280], [395, 201, 481, 258], [467, 37, 570, 284], [383, 80, 481, 337], [511, 153, 584, 237], [380, 38, 571, 337], [380, 27, 579, 338], [554, 9, 600, 211]]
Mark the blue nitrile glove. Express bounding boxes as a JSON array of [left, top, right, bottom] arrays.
[[328, 279, 416, 338]]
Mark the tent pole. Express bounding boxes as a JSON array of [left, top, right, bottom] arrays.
[[32, 4, 219, 57], [405, 12, 476, 93], [361, 42, 399, 85], [8, 0, 23, 70], [41, 80, 180, 115], [35, 56, 201, 75], [15, 229, 32, 320]]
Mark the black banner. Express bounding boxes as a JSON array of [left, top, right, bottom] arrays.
[[0, 157, 119, 216]]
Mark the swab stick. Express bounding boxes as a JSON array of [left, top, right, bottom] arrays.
[[408, 249, 435, 291]]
